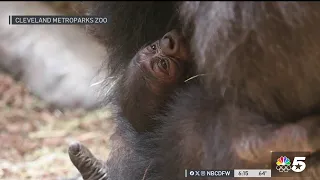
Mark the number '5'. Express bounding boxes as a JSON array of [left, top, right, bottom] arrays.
[[291, 157, 306, 173]]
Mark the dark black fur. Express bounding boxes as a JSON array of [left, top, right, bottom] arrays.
[[69, 2, 320, 180]]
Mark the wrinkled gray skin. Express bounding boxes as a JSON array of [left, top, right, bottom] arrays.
[[69, 2, 320, 180]]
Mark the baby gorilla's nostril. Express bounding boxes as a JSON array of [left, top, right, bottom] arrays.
[[162, 36, 175, 50], [160, 31, 180, 57]]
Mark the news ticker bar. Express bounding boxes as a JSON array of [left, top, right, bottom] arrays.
[[185, 169, 271, 178], [8, 15, 109, 25]]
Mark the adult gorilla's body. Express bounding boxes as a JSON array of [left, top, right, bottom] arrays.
[[69, 2, 320, 180]]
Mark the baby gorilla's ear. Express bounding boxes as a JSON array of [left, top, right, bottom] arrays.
[[68, 142, 108, 180]]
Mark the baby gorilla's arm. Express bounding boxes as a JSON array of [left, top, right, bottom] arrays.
[[235, 116, 320, 163], [68, 142, 108, 180]]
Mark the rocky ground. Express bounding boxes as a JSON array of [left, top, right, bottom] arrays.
[[0, 72, 114, 180]]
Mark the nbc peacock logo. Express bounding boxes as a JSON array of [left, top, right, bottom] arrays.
[[276, 156, 292, 172]]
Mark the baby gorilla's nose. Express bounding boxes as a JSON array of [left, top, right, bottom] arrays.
[[160, 30, 188, 60]]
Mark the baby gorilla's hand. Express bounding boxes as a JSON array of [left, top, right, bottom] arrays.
[[68, 142, 108, 180]]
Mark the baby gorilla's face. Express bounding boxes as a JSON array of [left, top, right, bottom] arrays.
[[131, 30, 190, 93], [118, 30, 192, 132]]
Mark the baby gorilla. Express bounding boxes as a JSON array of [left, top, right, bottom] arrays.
[[68, 30, 320, 179], [115, 29, 193, 132]]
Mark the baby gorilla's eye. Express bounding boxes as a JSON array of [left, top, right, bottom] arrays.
[[151, 57, 181, 82], [153, 58, 178, 77], [147, 43, 157, 53], [151, 44, 156, 51], [158, 59, 168, 70]]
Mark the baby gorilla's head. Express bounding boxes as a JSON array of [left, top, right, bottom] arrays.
[[118, 30, 193, 132], [131, 30, 191, 92]]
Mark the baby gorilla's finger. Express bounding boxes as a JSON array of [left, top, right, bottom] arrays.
[[68, 141, 108, 180]]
